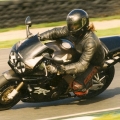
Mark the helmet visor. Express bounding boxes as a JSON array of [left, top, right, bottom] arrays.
[[67, 18, 87, 33]]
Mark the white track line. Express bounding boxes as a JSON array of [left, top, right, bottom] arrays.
[[37, 107, 120, 120], [63, 116, 97, 120]]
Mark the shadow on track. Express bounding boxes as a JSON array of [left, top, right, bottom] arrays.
[[77, 87, 120, 105], [12, 87, 120, 110]]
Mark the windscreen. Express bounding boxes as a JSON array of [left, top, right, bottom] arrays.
[[16, 35, 47, 59]]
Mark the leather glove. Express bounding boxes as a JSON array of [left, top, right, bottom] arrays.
[[46, 64, 65, 74], [46, 64, 57, 74]]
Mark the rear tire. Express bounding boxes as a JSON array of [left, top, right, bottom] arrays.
[[0, 75, 21, 111], [83, 66, 115, 99]]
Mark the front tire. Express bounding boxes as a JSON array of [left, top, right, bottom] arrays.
[[83, 66, 115, 99], [0, 75, 21, 111]]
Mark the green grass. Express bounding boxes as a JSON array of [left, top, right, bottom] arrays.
[[94, 114, 120, 120], [96, 27, 120, 37], [0, 26, 120, 48], [0, 39, 20, 48], [0, 15, 120, 33], [0, 21, 66, 33], [90, 15, 120, 21]]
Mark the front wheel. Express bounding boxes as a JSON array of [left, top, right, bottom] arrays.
[[83, 66, 115, 99], [0, 75, 21, 111]]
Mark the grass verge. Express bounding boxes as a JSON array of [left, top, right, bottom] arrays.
[[0, 39, 20, 48], [94, 114, 120, 120], [96, 27, 120, 37]]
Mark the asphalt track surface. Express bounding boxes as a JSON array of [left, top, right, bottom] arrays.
[[0, 48, 120, 120]]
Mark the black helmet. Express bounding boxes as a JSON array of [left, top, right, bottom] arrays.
[[66, 9, 89, 37]]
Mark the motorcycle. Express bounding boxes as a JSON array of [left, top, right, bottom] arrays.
[[0, 16, 119, 111]]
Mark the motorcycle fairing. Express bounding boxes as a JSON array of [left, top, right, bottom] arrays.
[[100, 35, 120, 52], [17, 35, 48, 59], [9, 35, 49, 69], [21, 75, 68, 102]]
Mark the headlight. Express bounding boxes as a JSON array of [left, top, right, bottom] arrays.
[[9, 51, 17, 65], [9, 51, 26, 74], [15, 61, 26, 73]]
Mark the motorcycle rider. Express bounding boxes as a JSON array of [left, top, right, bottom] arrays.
[[39, 9, 105, 96]]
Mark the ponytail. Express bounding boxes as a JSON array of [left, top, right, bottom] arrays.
[[88, 23, 96, 32]]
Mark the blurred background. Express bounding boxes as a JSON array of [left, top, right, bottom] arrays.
[[0, 0, 120, 28]]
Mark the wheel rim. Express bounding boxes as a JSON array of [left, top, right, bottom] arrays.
[[0, 86, 15, 104], [89, 71, 107, 91], [83, 67, 115, 99]]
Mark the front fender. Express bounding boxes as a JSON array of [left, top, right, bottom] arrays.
[[3, 69, 21, 81]]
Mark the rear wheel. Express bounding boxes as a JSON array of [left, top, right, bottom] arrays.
[[0, 75, 21, 111], [83, 66, 115, 99]]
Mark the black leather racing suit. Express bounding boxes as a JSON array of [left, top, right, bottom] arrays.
[[39, 26, 105, 91], [40, 26, 105, 72]]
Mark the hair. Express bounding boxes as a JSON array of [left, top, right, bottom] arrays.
[[88, 23, 96, 32]]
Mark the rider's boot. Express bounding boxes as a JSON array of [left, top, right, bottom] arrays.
[[72, 81, 89, 96], [63, 75, 90, 97]]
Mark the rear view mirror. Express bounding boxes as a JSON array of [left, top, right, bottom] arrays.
[[25, 16, 32, 38], [25, 16, 32, 27]]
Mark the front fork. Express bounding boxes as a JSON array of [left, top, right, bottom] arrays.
[[2, 69, 24, 99], [7, 82, 24, 99]]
